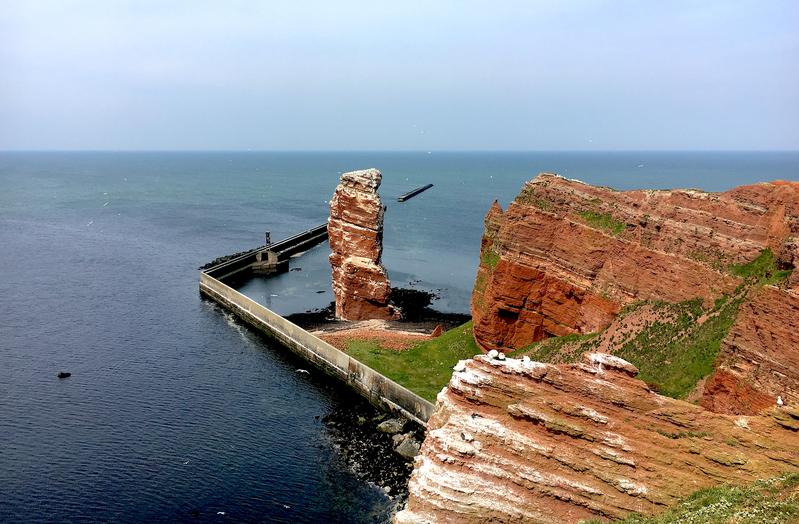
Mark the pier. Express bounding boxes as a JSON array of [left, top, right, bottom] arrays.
[[199, 226, 434, 426], [397, 184, 434, 202], [203, 223, 328, 282]]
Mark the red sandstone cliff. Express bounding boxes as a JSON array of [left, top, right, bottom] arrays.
[[397, 176, 799, 523], [328, 168, 396, 320], [472, 174, 799, 352], [396, 353, 799, 523], [702, 285, 799, 414]]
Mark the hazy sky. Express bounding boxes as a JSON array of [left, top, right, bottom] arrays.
[[1, 1, 797, 150]]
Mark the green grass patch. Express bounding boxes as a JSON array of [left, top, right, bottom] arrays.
[[578, 211, 626, 235], [511, 333, 598, 363], [516, 184, 556, 211], [481, 248, 500, 269], [583, 473, 799, 523], [343, 322, 481, 402], [730, 249, 792, 285], [510, 295, 742, 399], [612, 296, 743, 398]]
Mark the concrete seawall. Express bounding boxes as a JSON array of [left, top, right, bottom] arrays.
[[199, 272, 434, 426]]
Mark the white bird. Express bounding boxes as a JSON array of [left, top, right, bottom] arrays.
[[487, 349, 499, 359], [777, 396, 784, 406], [497, 352, 506, 361], [217, 511, 225, 515], [296, 369, 310, 375]]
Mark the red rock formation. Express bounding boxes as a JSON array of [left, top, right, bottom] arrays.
[[328, 168, 396, 320], [396, 353, 799, 524], [472, 174, 799, 352], [702, 285, 799, 414]]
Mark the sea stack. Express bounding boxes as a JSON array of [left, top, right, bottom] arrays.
[[328, 168, 396, 320]]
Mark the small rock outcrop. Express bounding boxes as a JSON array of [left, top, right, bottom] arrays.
[[377, 418, 405, 434], [328, 169, 396, 320], [472, 174, 799, 352], [396, 354, 799, 523]]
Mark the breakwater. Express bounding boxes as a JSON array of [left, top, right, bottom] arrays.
[[199, 233, 434, 426]]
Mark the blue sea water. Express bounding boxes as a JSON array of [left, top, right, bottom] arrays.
[[1, 151, 797, 523]]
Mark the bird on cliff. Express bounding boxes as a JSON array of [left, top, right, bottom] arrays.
[[777, 396, 784, 407]]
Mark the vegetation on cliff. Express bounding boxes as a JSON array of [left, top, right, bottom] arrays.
[[593, 473, 799, 524], [513, 249, 793, 400], [343, 322, 480, 402], [730, 248, 792, 285], [577, 210, 626, 235]]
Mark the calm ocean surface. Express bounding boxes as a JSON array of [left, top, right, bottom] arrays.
[[1, 151, 797, 522]]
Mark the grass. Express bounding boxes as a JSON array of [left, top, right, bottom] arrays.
[[511, 333, 598, 363], [730, 248, 792, 286], [507, 296, 742, 399], [578, 210, 626, 235], [481, 248, 500, 269], [613, 296, 743, 398], [581, 473, 799, 524], [343, 322, 481, 402]]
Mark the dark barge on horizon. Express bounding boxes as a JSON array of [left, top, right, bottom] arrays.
[[397, 184, 434, 202]]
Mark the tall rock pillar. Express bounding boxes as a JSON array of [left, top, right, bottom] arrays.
[[328, 168, 396, 320]]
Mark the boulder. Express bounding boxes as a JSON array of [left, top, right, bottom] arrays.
[[376, 418, 404, 434]]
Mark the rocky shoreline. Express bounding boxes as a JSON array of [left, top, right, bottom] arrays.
[[321, 398, 425, 515]]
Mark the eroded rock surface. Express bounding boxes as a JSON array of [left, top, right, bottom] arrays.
[[472, 174, 799, 351], [702, 285, 799, 414], [396, 354, 799, 524], [328, 168, 396, 320]]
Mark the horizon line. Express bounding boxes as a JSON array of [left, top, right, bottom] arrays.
[[2, 149, 798, 154]]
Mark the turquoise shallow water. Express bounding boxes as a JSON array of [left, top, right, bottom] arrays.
[[1, 151, 797, 522]]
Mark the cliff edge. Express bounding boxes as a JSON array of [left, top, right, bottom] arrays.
[[472, 174, 798, 352], [396, 353, 799, 523]]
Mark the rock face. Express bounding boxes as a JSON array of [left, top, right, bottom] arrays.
[[396, 353, 799, 524], [702, 285, 799, 414], [328, 169, 396, 320], [472, 174, 799, 352]]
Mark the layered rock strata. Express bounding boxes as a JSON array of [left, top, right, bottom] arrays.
[[329, 168, 396, 320], [472, 174, 799, 352], [702, 285, 799, 414], [396, 353, 799, 523]]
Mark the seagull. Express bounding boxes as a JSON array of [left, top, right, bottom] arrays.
[[217, 511, 225, 515], [296, 369, 310, 375], [777, 396, 784, 407]]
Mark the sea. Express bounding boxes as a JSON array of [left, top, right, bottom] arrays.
[[1, 151, 797, 523]]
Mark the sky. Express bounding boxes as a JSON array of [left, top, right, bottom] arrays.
[[0, 0, 797, 151]]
